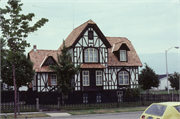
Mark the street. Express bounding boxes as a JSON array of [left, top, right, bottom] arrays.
[[30, 111, 143, 119]]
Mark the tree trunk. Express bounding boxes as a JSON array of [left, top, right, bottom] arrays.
[[13, 63, 17, 118]]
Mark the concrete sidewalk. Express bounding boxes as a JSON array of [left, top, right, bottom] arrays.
[[0, 111, 71, 117]]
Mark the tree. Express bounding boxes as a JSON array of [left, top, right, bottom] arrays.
[[1, 52, 35, 113], [1, 53, 35, 89], [49, 41, 80, 105], [168, 72, 180, 91], [1, 37, 7, 90], [139, 63, 159, 92], [0, 0, 48, 118]]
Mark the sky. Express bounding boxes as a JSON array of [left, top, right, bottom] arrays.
[[0, 0, 180, 75]]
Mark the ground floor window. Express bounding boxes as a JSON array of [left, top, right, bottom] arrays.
[[96, 93, 101, 103], [83, 93, 88, 103], [117, 91, 123, 102]]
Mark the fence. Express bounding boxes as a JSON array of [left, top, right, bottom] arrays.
[[1, 92, 179, 112]]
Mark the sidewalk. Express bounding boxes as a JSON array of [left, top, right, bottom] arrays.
[[0, 111, 71, 117]]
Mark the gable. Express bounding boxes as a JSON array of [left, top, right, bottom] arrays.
[[73, 23, 111, 48], [58, 19, 111, 50], [41, 56, 57, 67]]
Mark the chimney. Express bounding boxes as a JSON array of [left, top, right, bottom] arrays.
[[33, 45, 37, 52]]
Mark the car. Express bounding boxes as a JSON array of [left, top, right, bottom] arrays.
[[140, 102, 180, 119]]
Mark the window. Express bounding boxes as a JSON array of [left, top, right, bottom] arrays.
[[118, 71, 129, 85], [51, 74, 57, 85], [88, 31, 93, 39], [96, 93, 101, 103], [84, 48, 98, 62], [117, 91, 123, 102], [83, 93, 88, 103], [174, 106, 180, 113], [96, 71, 102, 86], [120, 50, 127, 61], [82, 71, 89, 86]]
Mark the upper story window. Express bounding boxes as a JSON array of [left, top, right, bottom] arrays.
[[51, 74, 57, 85], [120, 50, 127, 61], [88, 31, 93, 39], [84, 48, 98, 62], [118, 71, 129, 85], [82, 71, 89, 86], [96, 71, 102, 86]]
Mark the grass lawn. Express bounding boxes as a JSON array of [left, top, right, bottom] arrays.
[[68, 106, 147, 115]]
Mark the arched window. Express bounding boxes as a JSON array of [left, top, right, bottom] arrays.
[[84, 48, 98, 62], [118, 71, 129, 85]]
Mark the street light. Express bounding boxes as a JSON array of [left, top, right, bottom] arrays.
[[165, 46, 179, 94]]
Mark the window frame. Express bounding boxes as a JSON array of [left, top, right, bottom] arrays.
[[51, 74, 57, 86], [120, 50, 127, 61], [118, 71, 129, 85], [82, 71, 89, 86], [96, 70, 102, 86], [84, 48, 98, 63]]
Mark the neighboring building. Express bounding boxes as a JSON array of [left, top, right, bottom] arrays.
[[28, 19, 142, 103], [157, 74, 173, 90]]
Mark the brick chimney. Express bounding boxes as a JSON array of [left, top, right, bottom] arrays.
[[33, 45, 37, 52]]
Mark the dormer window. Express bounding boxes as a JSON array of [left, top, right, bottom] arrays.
[[84, 48, 98, 62], [120, 50, 127, 61]]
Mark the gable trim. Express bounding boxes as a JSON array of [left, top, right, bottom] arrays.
[[40, 55, 48, 67]]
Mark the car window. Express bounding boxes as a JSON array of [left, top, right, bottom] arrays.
[[145, 104, 167, 116], [174, 106, 180, 113]]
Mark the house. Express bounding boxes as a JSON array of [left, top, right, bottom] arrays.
[[157, 74, 173, 90], [28, 19, 142, 103]]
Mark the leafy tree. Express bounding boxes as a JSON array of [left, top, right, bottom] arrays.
[[168, 72, 180, 91], [139, 63, 159, 92], [1, 53, 35, 90], [1, 38, 7, 90], [0, 0, 48, 117], [49, 41, 80, 105]]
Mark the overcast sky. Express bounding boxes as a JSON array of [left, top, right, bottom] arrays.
[[1, 0, 180, 74]]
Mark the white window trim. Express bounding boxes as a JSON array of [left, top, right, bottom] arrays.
[[96, 70, 102, 86], [82, 71, 89, 86], [51, 74, 57, 86], [118, 71, 129, 85], [84, 48, 98, 62], [120, 50, 127, 61]]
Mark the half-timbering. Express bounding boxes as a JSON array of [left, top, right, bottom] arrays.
[[28, 19, 142, 103]]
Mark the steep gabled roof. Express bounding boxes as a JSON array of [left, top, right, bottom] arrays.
[[58, 19, 111, 50], [106, 37, 143, 67], [28, 49, 60, 72]]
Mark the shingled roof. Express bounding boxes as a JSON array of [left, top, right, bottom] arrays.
[[29, 20, 142, 72], [28, 49, 60, 72], [106, 37, 142, 67], [58, 19, 96, 50]]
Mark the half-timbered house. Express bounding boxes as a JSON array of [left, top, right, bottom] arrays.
[[28, 19, 142, 103]]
